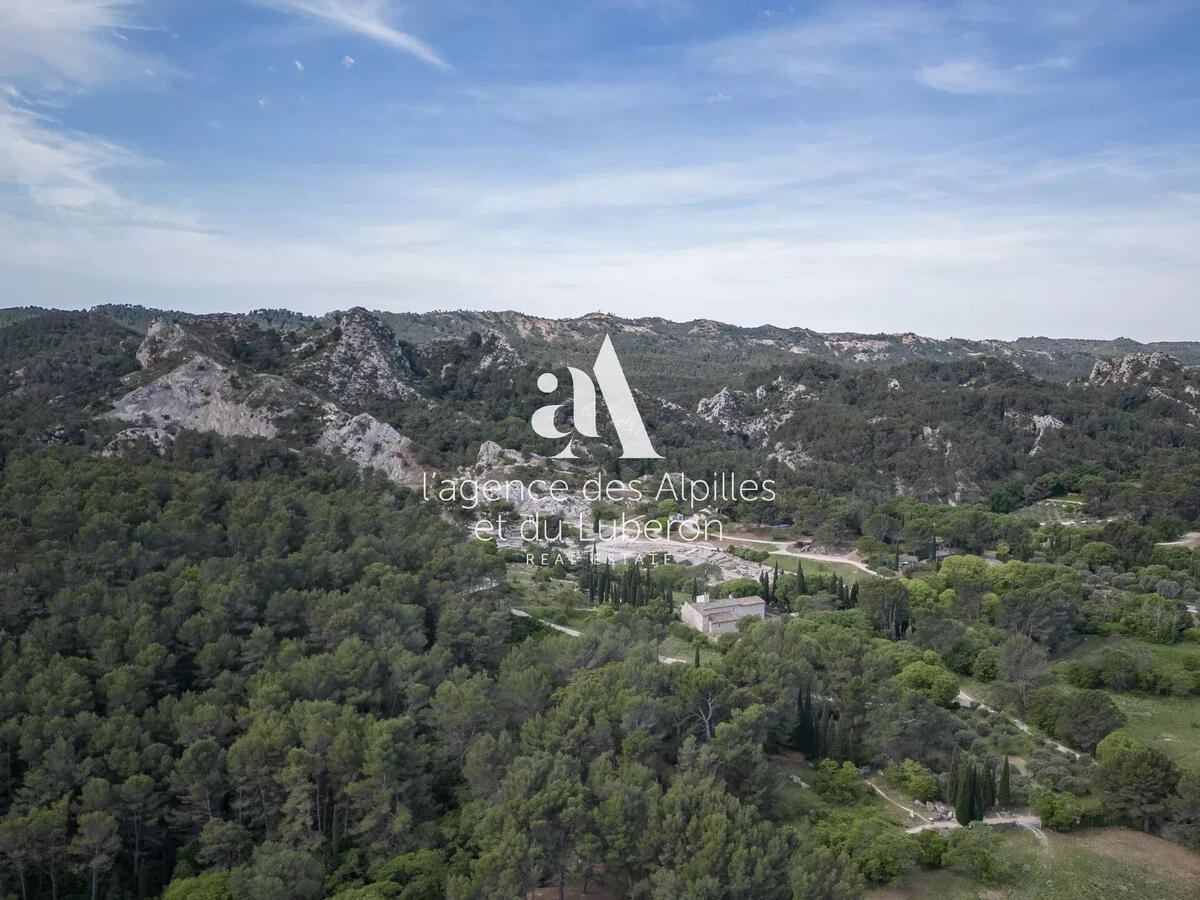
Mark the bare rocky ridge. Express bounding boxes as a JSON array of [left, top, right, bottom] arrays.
[[288, 307, 417, 405], [1088, 353, 1200, 420], [696, 377, 811, 443], [10, 303, 1195, 506], [109, 319, 427, 485], [1088, 352, 1184, 386]]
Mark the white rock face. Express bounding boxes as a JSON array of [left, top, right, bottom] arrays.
[[315, 412, 422, 485], [1030, 415, 1065, 456], [110, 321, 427, 486], [696, 377, 808, 442], [102, 427, 173, 456], [111, 355, 279, 438], [921, 425, 952, 455], [768, 442, 815, 471], [1088, 353, 1176, 385], [291, 309, 415, 403], [477, 331, 521, 371], [136, 320, 190, 368], [474, 439, 525, 471], [1002, 410, 1066, 456], [476, 440, 504, 469]]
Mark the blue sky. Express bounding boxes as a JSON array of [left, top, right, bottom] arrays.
[[1, 0, 1198, 339]]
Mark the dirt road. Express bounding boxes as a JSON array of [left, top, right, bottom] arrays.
[[956, 689, 1082, 760]]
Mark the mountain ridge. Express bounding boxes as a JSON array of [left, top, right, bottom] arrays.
[[5, 304, 1200, 386], [5, 305, 1200, 508]]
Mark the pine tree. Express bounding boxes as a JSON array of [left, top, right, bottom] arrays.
[[998, 756, 1012, 807]]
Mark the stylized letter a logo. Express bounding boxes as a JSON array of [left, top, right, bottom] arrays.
[[532, 335, 662, 459]]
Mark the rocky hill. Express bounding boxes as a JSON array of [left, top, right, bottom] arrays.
[[4, 305, 1200, 505], [375, 308, 1200, 388]]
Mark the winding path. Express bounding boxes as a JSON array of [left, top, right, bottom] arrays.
[[904, 813, 1047, 842], [870, 780, 1048, 843], [955, 689, 1083, 760], [509, 608, 689, 664], [717, 536, 879, 575]]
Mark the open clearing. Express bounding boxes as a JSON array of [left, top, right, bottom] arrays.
[[1110, 692, 1200, 771], [868, 827, 1200, 900], [1057, 635, 1200, 770], [767, 553, 877, 584]]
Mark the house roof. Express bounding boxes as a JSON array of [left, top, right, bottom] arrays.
[[724, 595, 766, 606], [684, 596, 765, 620]]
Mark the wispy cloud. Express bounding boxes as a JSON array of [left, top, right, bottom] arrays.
[[0, 0, 193, 230], [0, 0, 150, 87], [916, 60, 1021, 95], [0, 102, 132, 212], [916, 56, 1075, 95], [701, 5, 936, 85], [250, 1, 450, 70]]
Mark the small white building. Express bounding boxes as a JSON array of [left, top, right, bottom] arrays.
[[680, 594, 766, 635]]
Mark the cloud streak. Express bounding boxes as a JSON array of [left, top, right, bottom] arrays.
[[251, 0, 450, 70], [0, 0, 149, 86]]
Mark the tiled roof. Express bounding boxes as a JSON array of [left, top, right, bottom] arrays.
[[684, 596, 765, 621], [727, 595, 766, 606]]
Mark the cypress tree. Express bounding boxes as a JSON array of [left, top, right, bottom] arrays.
[[693, 644, 701, 668], [794, 688, 812, 755], [983, 760, 996, 812], [819, 706, 834, 758], [998, 757, 1012, 807], [797, 559, 807, 595], [973, 765, 986, 821], [849, 582, 859, 607], [954, 768, 971, 825]]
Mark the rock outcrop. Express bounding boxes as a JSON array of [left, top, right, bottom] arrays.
[[108, 320, 427, 485]]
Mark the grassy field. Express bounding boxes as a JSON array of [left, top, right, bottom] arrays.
[[523, 603, 597, 630], [1110, 693, 1200, 771], [868, 827, 1200, 900], [1056, 636, 1200, 770], [767, 553, 876, 584], [1060, 634, 1200, 676], [658, 632, 721, 665], [767, 751, 890, 822], [1011, 497, 1109, 526]]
